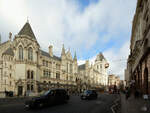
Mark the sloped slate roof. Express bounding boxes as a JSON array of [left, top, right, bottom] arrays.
[[18, 22, 36, 40], [40, 50, 61, 61], [0, 41, 9, 46], [78, 64, 85, 70], [3, 47, 14, 56]]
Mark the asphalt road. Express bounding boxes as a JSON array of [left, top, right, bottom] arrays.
[[0, 93, 119, 113]]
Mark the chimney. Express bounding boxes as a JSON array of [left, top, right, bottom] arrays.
[[49, 45, 53, 57]]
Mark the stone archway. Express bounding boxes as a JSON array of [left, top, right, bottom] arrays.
[[144, 67, 148, 94]]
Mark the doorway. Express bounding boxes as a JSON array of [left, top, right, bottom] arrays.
[[18, 86, 23, 96]]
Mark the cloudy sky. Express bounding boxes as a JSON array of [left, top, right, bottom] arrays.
[[0, 0, 137, 79]]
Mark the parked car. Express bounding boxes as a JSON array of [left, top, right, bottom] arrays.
[[81, 90, 98, 100], [25, 88, 69, 109]]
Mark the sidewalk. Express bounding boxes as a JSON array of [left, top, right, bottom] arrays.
[[121, 93, 150, 113]]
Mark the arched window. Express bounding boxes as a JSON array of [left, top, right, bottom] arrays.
[[28, 47, 33, 61], [19, 46, 23, 60], [27, 70, 30, 79], [31, 71, 34, 79]]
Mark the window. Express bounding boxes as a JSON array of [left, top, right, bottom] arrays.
[[67, 63, 69, 72], [70, 64, 72, 73], [19, 46, 23, 60], [28, 47, 33, 61], [27, 70, 30, 79], [70, 76, 73, 81], [10, 81, 11, 86], [46, 61, 48, 67], [43, 70, 45, 77], [43, 81, 46, 84], [43, 60, 45, 66], [10, 65, 12, 70], [48, 71, 51, 78], [56, 73, 60, 79], [46, 71, 48, 77], [100, 64, 102, 68], [31, 71, 34, 79], [10, 73, 11, 78], [97, 65, 99, 69]]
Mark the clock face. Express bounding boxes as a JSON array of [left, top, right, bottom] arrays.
[[105, 63, 109, 68]]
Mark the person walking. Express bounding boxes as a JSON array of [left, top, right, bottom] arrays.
[[125, 87, 130, 100]]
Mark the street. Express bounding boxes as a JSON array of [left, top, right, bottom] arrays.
[[0, 93, 119, 113]]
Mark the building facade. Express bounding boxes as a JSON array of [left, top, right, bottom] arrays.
[[127, 0, 150, 94], [124, 68, 130, 87], [0, 22, 78, 97], [108, 74, 120, 87], [78, 53, 109, 91]]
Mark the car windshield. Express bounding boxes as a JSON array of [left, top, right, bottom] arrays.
[[43, 90, 51, 96], [84, 90, 92, 94], [38, 90, 51, 96]]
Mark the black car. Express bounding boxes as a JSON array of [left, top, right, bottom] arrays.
[[25, 89, 69, 108], [81, 90, 98, 100]]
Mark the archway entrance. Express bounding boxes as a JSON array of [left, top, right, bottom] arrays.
[[144, 68, 148, 94], [18, 86, 23, 96]]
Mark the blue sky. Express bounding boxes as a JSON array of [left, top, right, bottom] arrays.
[[0, 0, 137, 79]]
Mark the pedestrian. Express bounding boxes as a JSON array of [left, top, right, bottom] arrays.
[[134, 89, 139, 99], [125, 87, 130, 100]]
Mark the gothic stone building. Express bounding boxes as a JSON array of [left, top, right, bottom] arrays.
[[127, 0, 150, 94], [0, 22, 78, 97], [78, 53, 109, 91]]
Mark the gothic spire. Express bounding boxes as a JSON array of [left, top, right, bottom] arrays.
[[61, 44, 65, 56]]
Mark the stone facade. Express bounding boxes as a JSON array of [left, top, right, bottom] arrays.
[[0, 22, 78, 96], [108, 74, 120, 87], [127, 0, 150, 94], [78, 53, 109, 91], [124, 68, 130, 87]]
